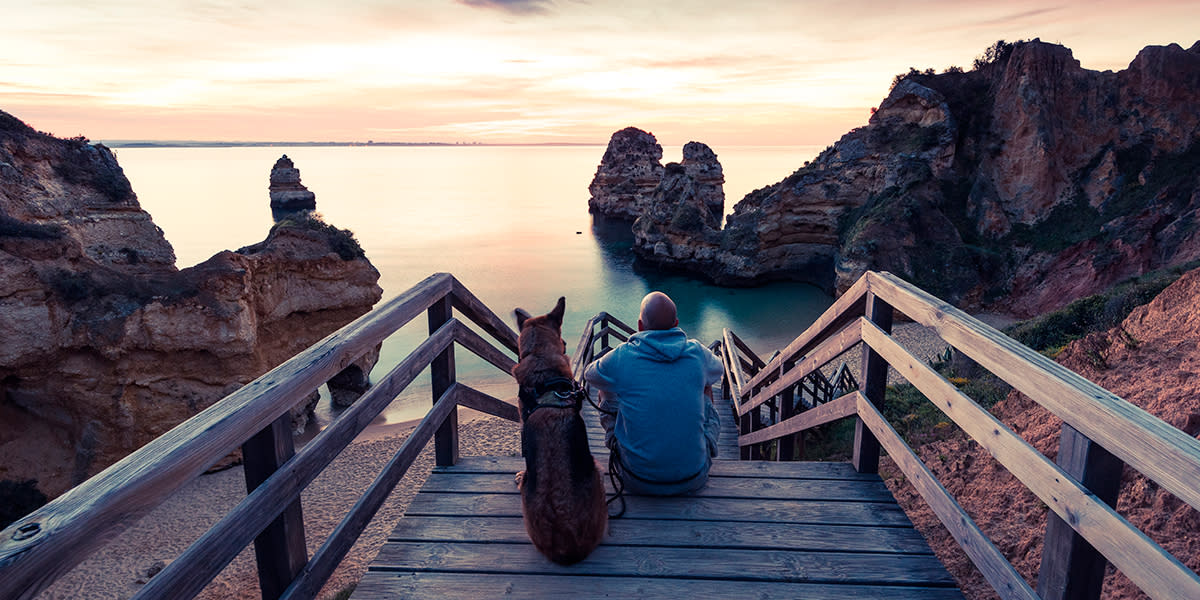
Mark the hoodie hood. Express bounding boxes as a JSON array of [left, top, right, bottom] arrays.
[[627, 327, 690, 362]]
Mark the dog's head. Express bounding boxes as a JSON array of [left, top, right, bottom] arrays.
[[513, 297, 569, 379]]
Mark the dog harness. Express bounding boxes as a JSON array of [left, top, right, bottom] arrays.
[[518, 376, 586, 422]]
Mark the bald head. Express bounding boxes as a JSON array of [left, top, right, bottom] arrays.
[[638, 291, 679, 331]]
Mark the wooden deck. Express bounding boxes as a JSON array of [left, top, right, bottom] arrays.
[[355, 390, 963, 599]]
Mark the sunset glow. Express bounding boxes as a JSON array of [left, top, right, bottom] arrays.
[[4, 0, 1198, 146]]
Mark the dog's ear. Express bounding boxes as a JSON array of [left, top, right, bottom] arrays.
[[548, 296, 565, 329], [515, 308, 532, 330]]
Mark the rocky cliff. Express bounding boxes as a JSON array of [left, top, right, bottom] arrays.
[[269, 154, 317, 217], [884, 266, 1200, 598], [588, 127, 665, 219], [631, 143, 726, 272], [0, 114, 382, 496], [631, 40, 1200, 315]]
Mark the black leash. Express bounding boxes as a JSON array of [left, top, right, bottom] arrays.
[[581, 382, 625, 517]]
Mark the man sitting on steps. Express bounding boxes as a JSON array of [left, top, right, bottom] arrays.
[[584, 291, 724, 495]]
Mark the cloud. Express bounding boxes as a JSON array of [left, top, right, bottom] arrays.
[[457, 0, 554, 16]]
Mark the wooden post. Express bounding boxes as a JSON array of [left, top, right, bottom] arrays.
[[1037, 423, 1124, 600], [242, 413, 307, 600], [853, 291, 892, 473], [777, 360, 796, 461], [428, 296, 459, 467]]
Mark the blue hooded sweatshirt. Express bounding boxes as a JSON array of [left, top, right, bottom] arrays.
[[584, 327, 724, 494]]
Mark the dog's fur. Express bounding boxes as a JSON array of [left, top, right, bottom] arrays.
[[512, 297, 607, 565]]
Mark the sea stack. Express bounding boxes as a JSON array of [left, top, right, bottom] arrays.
[[588, 127, 664, 219], [269, 154, 317, 218], [680, 141, 725, 222]]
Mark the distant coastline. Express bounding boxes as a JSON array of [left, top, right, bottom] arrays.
[[100, 140, 602, 148]]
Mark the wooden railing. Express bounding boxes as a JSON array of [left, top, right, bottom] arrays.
[[715, 270, 1200, 600], [571, 311, 636, 391], [0, 273, 523, 600]]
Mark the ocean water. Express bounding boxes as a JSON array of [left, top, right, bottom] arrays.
[[116, 144, 831, 426]]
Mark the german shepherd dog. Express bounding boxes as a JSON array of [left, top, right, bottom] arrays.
[[512, 297, 607, 565]]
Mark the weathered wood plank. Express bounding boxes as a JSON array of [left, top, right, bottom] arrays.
[[355, 571, 965, 600], [418, 471, 895, 502], [1038, 423, 1125, 600], [449, 275, 520, 354], [278, 383, 462, 600], [386, 515, 934, 554], [454, 384, 519, 423], [744, 272, 869, 393], [856, 393, 1037, 600], [428, 296, 458, 467], [403, 492, 912, 526], [729, 330, 767, 369], [739, 392, 858, 446], [369, 541, 955, 585], [439, 455, 881, 480], [739, 320, 861, 416], [130, 321, 459, 600], [860, 316, 1200, 599], [242, 414, 307, 600], [723, 328, 749, 400], [867, 270, 1200, 515], [0, 273, 457, 600], [852, 292, 892, 474], [449, 320, 517, 378]]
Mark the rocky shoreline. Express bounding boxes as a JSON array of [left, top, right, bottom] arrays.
[[586, 40, 1200, 314], [0, 112, 382, 497]]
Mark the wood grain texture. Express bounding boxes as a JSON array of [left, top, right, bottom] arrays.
[[131, 322, 459, 600], [0, 273, 456, 600], [279, 383, 462, 600], [744, 273, 869, 393], [241, 414, 307, 600], [739, 321, 861, 416], [738, 392, 858, 446], [354, 572, 965, 600], [386, 515, 934, 553], [449, 275, 519, 354], [454, 384, 519, 423], [370, 541, 955, 585], [417, 471, 895, 502], [852, 292, 892, 474], [856, 393, 1037, 600], [449, 320, 517, 377], [402, 492, 912, 526], [861, 316, 1200, 599], [867, 270, 1200, 515]]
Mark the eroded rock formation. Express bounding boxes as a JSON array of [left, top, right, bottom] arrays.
[[0, 112, 382, 496], [268, 154, 317, 215], [588, 127, 664, 219], [625, 40, 1200, 315], [631, 143, 726, 273]]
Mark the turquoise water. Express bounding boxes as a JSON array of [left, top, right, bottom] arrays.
[[117, 145, 831, 425]]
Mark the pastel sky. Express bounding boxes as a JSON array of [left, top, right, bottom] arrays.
[[3, 0, 1197, 146]]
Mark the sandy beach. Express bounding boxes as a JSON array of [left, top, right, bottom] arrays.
[[40, 410, 522, 600]]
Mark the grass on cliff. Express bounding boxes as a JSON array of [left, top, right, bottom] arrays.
[[259, 212, 366, 261], [1004, 259, 1200, 354]]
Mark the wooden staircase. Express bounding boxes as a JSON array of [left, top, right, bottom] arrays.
[[353, 387, 963, 599]]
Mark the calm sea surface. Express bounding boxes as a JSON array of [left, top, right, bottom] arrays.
[[117, 145, 831, 426]]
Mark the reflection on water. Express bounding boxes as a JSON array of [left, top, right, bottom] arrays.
[[119, 144, 830, 426]]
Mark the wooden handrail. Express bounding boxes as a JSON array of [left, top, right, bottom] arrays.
[[860, 317, 1200, 598], [737, 320, 861, 417], [722, 270, 1200, 600], [0, 273, 524, 600], [864, 271, 1200, 515]]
